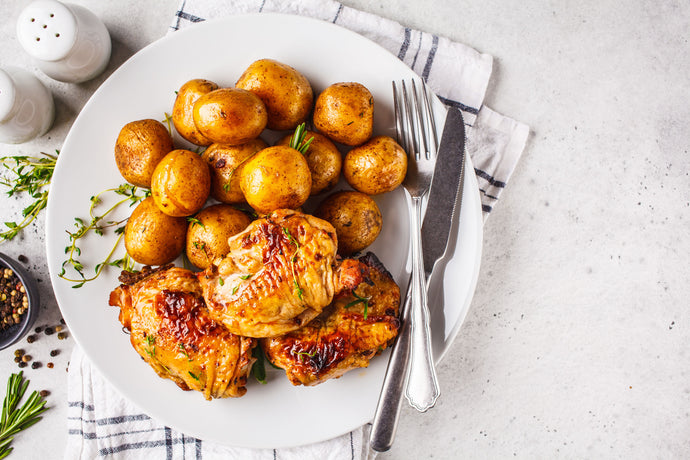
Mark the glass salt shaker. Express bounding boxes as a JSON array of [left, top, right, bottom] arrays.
[[0, 67, 55, 144], [16, 0, 111, 84]]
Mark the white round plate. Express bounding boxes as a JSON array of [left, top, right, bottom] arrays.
[[46, 13, 483, 448]]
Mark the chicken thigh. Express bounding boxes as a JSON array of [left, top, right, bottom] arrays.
[[261, 252, 400, 386], [110, 265, 255, 400]]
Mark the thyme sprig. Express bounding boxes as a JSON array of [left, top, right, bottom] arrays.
[[282, 226, 304, 300], [288, 123, 314, 155], [345, 291, 371, 319], [0, 151, 58, 242], [0, 372, 49, 459], [59, 183, 149, 288]]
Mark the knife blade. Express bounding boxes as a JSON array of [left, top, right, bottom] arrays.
[[421, 107, 466, 277]]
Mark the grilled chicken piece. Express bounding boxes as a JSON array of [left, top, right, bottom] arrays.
[[109, 265, 255, 400], [198, 209, 367, 338], [261, 253, 401, 386]]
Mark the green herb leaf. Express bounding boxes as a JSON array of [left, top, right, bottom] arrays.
[[0, 372, 48, 458]]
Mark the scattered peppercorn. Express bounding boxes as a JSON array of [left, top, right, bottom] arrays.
[[26, 335, 35, 343], [55, 325, 63, 332], [47, 362, 54, 369], [44, 327, 54, 335], [18, 362, 26, 368], [14, 349, 24, 357], [13, 356, 21, 363], [50, 349, 59, 357], [0, 267, 28, 331], [21, 355, 31, 363], [60, 318, 65, 325], [31, 362, 41, 369], [17, 255, 27, 263], [39, 390, 49, 398], [57, 332, 67, 340], [34, 326, 42, 333]]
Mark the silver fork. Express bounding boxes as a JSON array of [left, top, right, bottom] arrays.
[[369, 80, 440, 452], [394, 80, 441, 411]]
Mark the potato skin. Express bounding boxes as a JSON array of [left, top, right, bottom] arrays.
[[314, 191, 382, 256], [201, 139, 268, 204], [236, 59, 313, 131], [239, 145, 312, 215], [172, 79, 219, 146], [343, 135, 407, 195], [186, 204, 252, 269], [124, 197, 187, 265], [114, 119, 173, 187], [313, 82, 374, 146], [151, 149, 211, 217], [276, 130, 341, 195], [192, 88, 267, 145]]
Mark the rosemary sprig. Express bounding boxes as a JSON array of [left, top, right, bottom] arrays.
[[288, 123, 314, 155], [59, 183, 149, 288], [0, 372, 49, 459], [0, 151, 58, 242]]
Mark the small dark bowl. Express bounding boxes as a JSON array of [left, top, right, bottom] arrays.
[[0, 252, 39, 350]]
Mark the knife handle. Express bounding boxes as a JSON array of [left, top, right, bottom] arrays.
[[369, 282, 413, 452], [405, 197, 440, 412]]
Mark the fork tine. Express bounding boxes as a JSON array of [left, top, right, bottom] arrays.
[[401, 80, 419, 160], [411, 80, 430, 160], [420, 81, 438, 155]]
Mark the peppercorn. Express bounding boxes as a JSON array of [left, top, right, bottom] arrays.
[[39, 390, 49, 398], [50, 349, 59, 357], [21, 355, 31, 363], [26, 335, 35, 343], [0, 267, 28, 332], [44, 327, 54, 335], [18, 362, 27, 368], [57, 332, 67, 340], [14, 356, 21, 363], [14, 348, 24, 357], [47, 362, 54, 369], [31, 362, 41, 369], [34, 326, 42, 333]]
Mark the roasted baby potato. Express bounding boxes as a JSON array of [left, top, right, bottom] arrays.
[[201, 138, 268, 204], [313, 82, 374, 146], [236, 59, 313, 131], [314, 191, 382, 256], [186, 204, 252, 269], [114, 119, 173, 187], [192, 88, 267, 145], [172, 78, 219, 146], [240, 145, 312, 215], [343, 135, 407, 195], [151, 149, 211, 217], [276, 130, 341, 195], [124, 197, 187, 265]]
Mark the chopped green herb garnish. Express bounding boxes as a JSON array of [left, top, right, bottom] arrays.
[[188, 371, 199, 381], [345, 291, 371, 319], [288, 123, 314, 155]]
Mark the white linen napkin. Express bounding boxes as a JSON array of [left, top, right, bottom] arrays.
[[66, 0, 530, 458]]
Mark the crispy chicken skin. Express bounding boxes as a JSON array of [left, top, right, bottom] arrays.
[[261, 253, 401, 386], [198, 209, 367, 338], [109, 266, 255, 400]]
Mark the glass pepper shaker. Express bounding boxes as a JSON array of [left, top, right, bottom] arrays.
[[0, 67, 55, 144], [16, 0, 111, 84]]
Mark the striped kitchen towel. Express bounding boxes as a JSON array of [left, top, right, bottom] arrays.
[[66, 0, 530, 459]]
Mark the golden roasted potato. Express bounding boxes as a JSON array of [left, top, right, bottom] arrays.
[[314, 191, 382, 256], [124, 197, 187, 265], [201, 139, 268, 204], [313, 82, 373, 146], [236, 59, 313, 131], [192, 88, 267, 145], [239, 145, 311, 214], [114, 119, 173, 187], [151, 149, 211, 217], [172, 78, 219, 146], [276, 130, 341, 195], [343, 135, 407, 195], [186, 204, 252, 269]]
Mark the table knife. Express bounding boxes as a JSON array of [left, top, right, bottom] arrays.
[[370, 107, 467, 451]]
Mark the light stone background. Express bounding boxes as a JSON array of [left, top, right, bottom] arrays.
[[1, 0, 689, 458]]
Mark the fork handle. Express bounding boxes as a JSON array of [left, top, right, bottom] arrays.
[[405, 196, 441, 412]]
